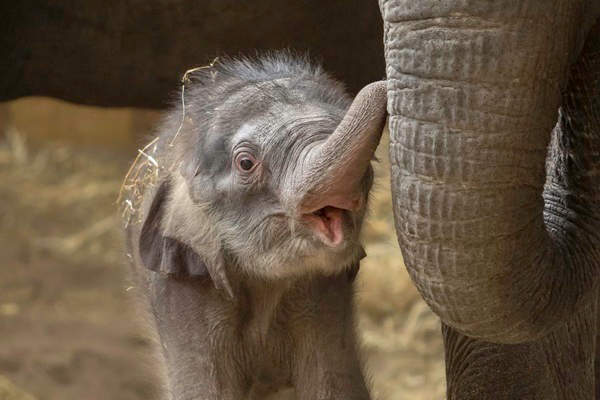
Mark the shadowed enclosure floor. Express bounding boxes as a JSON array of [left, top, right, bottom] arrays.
[[0, 129, 445, 400]]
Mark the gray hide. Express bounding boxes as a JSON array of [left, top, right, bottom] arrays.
[[379, 0, 600, 398]]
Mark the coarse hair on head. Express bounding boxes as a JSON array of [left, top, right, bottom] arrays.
[[179, 50, 352, 113]]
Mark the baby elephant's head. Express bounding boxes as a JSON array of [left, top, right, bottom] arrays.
[[146, 55, 387, 283]]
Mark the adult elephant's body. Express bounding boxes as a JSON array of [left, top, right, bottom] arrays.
[[380, 0, 600, 398], [1, 0, 384, 108]]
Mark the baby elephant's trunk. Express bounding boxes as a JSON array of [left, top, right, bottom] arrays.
[[297, 81, 388, 213]]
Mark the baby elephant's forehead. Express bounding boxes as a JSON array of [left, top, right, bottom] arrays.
[[232, 122, 257, 144], [232, 104, 341, 147]]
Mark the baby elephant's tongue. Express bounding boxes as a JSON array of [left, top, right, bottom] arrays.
[[303, 206, 345, 247]]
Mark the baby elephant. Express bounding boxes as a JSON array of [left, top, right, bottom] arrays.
[[124, 53, 387, 400]]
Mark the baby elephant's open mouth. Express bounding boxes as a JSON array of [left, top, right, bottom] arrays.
[[301, 205, 351, 247]]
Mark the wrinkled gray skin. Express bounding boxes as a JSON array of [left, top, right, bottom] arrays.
[[380, 0, 600, 398], [125, 54, 387, 400]]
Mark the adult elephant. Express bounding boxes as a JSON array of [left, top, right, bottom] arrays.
[[4, 0, 600, 398], [379, 0, 600, 398]]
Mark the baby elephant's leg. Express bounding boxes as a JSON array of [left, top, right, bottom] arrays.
[[290, 273, 370, 400], [148, 276, 248, 400]]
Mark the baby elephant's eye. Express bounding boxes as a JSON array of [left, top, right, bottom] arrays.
[[235, 152, 258, 173], [240, 159, 254, 170]]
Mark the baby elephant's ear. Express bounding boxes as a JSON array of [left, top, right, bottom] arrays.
[[139, 181, 209, 277]]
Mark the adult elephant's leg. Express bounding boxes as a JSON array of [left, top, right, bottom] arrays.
[[380, 0, 600, 398], [559, 18, 600, 399], [443, 301, 597, 399]]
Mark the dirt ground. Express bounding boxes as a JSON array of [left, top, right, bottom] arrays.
[[0, 107, 445, 399]]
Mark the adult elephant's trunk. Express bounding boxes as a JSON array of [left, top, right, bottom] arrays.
[[381, 0, 600, 343]]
